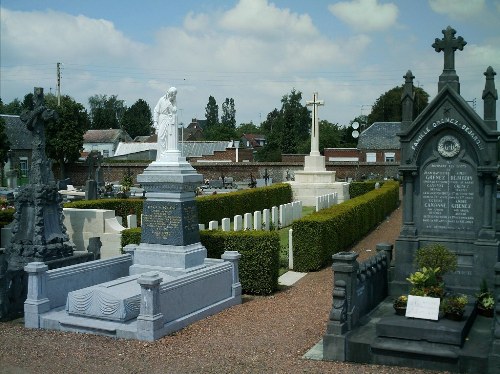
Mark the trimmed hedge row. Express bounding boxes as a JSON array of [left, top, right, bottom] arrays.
[[64, 198, 144, 227], [120, 228, 280, 296], [196, 183, 293, 226], [63, 183, 292, 228], [121, 227, 142, 247], [292, 181, 399, 272], [349, 181, 383, 199], [200, 230, 280, 295]]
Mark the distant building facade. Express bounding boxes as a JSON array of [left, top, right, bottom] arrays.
[[83, 129, 133, 158]]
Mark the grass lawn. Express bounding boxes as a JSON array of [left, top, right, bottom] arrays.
[[278, 205, 315, 273]]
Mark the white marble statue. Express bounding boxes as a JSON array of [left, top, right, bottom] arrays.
[[153, 87, 178, 160]]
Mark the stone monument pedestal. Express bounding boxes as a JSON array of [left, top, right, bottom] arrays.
[[289, 155, 349, 206], [24, 150, 242, 341]]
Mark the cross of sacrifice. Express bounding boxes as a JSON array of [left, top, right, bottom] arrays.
[[306, 92, 324, 155], [432, 26, 467, 71]]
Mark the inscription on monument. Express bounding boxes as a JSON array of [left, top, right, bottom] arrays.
[[142, 200, 199, 245], [421, 160, 475, 232]]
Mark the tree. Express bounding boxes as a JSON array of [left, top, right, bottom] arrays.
[[236, 121, 260, 138], [318, 120, 342, 153], [88, 94, 126, 129], [221, 98, 236, 129], [0, 116, 11, 164], [280, 89, 310, 154], [122, 99, 153, 139], [367, 85, 429, 125], [203, 96, 237, 140], [45, 93, 89, 179], [22, 93, 34, 111], [1, 98, 23, 115], [205, 95, 219, 128]]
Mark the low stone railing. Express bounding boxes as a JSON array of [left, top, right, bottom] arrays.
[[323, 243, 393, 360], [24, 255, 133, 328]]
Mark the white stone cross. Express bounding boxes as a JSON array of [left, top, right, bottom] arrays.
[[306, 92, 324, 156]]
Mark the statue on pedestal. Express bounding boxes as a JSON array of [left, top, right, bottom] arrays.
[[153, 87, 178, 161]]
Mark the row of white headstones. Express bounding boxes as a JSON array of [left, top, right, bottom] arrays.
[[200, 192, 338, 232]]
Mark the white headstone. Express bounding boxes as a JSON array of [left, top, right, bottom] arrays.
[[279, 204, 285, 228], [254, 210, 262, 231], [221, 217, 230, 232], [262, 209, 270, 231], [234, 215, 242, 231], [244, 213, 253, 230], [127, 214, 137, 229], [271, 206, 279, 229], [208, 220, 218, 230]]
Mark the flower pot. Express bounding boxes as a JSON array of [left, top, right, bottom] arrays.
[[477, 305, 494, 318], [394, 307, 406, 316], [444, 312, 464, 321]]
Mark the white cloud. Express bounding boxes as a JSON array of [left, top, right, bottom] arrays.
[[328, 0, 398, 32], [429, 0, 485, 19], [0, 8, 145, 65], [219, 0, 317, 39]]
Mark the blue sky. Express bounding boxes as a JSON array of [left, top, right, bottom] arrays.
[[1, 0, 499, 127]]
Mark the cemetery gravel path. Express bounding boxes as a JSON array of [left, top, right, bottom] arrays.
[[0, 203, 450, 374]]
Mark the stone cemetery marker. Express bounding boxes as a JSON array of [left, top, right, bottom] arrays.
[[395, 26, 499, 294]]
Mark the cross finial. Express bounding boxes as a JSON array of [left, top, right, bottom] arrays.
[[306, 92, 324, 156], [432, 26, 466, 72]]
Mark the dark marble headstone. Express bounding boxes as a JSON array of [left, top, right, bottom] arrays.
[[395, 26, 499, 295]]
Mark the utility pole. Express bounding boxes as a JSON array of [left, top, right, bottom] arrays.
[[56, 62, 61, 106]]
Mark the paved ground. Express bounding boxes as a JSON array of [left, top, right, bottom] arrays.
[[0, 203, 448, 373]]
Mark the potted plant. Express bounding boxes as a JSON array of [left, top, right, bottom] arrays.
[[407, 266, 445, 299], [476, 280, 495, 317], [393, 295, 408, 315], [442, 294, 468, 321], [414, 243, 457, 283]]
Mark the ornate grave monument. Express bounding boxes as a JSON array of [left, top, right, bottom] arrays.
[[0, 88, 90, 319], [23, 87, 241, 340], [321, 26, 500, 373], [288, 92, 349, 205]]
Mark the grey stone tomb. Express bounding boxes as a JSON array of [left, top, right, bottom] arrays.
[[24, 88, 241, 340], [322, 26, 500, 373]]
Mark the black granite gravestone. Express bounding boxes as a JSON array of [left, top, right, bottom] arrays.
[[395, 26, 499, 295], [322, 26, 499, 373]]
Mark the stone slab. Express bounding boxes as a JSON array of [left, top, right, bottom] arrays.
[[376, 305, 475, 346], [322, 298, 493, 373], [278, 271, 307, 286]]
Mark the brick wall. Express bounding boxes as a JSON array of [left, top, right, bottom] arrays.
[[63, 161, 400, 187]]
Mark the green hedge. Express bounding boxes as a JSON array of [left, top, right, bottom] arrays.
[[120, 228, 280, 295], [64, 198, 145, 227], [349, 181, 384, 198], [121, 227, 142, 248], [292, 181, 399, 272], [196, 183, 293, 226], [200, 230, 280, 295], [63, 184, 292, 229], [0, 208, 14, 227]]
